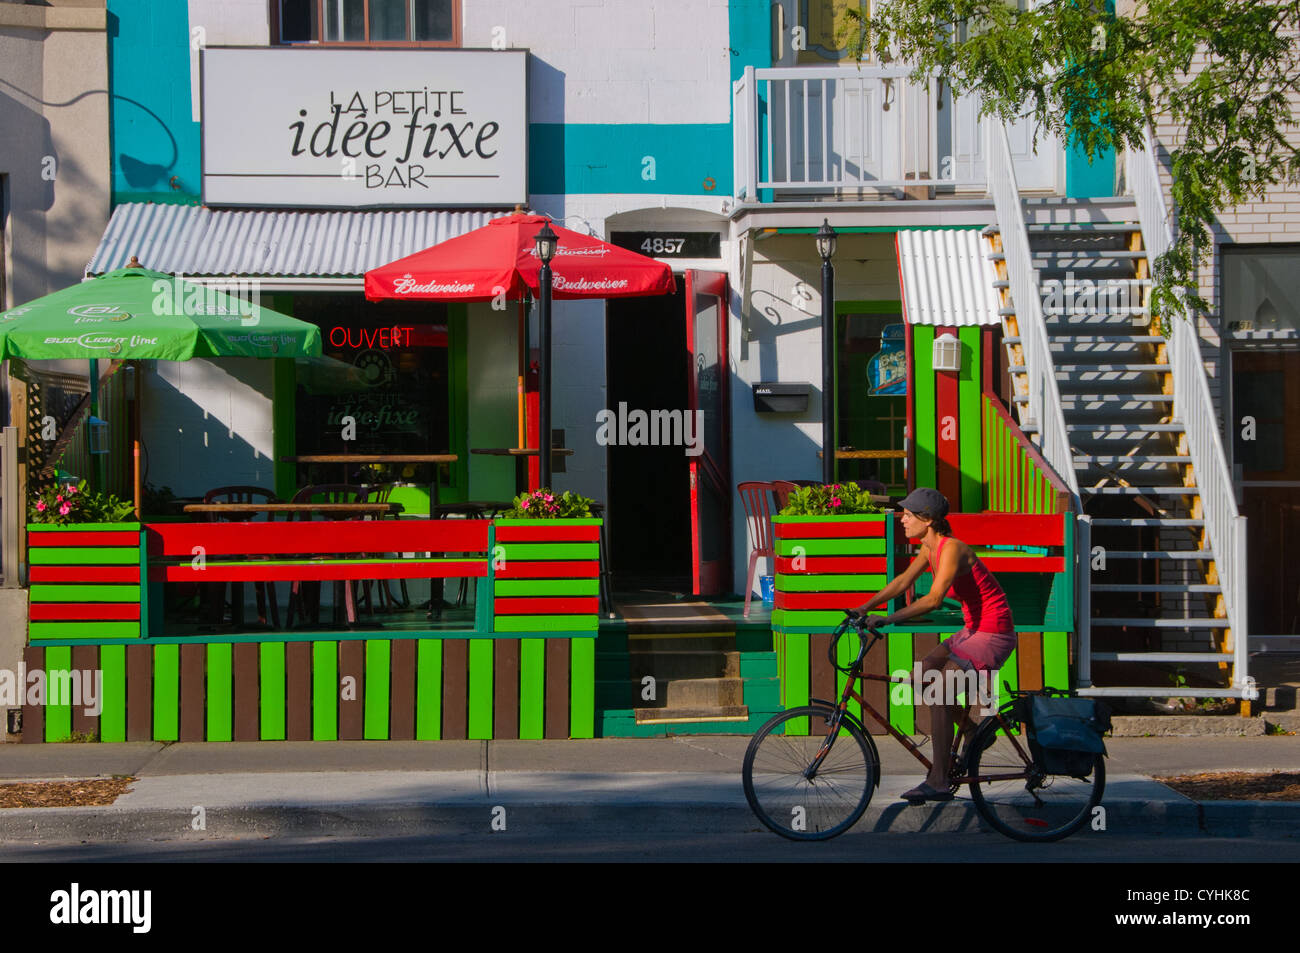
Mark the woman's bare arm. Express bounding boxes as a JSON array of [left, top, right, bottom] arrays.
[[854, 549, 930, 615], [878, 539, 961, 626]]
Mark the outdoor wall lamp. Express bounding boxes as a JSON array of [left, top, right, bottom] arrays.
[[87, 416, 109, 455], [817, 218, 837, 484], [932, 335, 962, 372]]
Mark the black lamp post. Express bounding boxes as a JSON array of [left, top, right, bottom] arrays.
[[816, 218, 837, 485], [534, 221, 559, 488]]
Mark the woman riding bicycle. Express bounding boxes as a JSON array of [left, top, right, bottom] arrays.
[[850, 487, 1015, 804]]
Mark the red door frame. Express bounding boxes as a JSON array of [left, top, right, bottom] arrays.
[[685, 270, 731, 596]]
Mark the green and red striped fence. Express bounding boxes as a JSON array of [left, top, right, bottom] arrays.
[[493, 519, 601, 635], [22, 635, 596, 743], [21, 518, 602, 742], [27, 523, 144, 641]]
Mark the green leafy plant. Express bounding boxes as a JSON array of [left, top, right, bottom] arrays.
[[840, 0, 1300, 326], [779, 482, 884, 516], [29, 479, 134, 525], [502, 488, 595, 519]]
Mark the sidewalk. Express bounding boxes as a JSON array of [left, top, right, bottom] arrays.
[[1, 736, 1298, 842]]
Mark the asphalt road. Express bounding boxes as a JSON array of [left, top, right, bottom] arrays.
[[6, 829, 1299, 862]]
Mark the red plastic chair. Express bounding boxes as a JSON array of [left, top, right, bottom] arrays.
[[771, 480, 801, 512], [738, 481, 777, 619]]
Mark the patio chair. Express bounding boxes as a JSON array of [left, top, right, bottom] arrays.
[[358, 482, 407, 614], [285, 483, 367, 627], [201, 485, 282, 629], [771, 480, 801, 512], [738, 481, 777, 619]]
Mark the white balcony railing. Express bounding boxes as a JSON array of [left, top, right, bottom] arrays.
[[984, 122, 1079, 503], [733, 65, 1062, 201]]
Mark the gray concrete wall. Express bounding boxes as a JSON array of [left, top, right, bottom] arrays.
[[0, 587, 28, 742], [0, 0, 110, 309]]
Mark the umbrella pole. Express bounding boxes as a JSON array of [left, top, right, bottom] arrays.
[[539, 265, 552, 489], [133, 361, 142, 519]]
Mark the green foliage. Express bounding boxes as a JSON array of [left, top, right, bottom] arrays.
[[502, 488, 595, 519], [779, 482, 885, 516], [28, 479, 134, 525], [841, 0, 1300, 324]]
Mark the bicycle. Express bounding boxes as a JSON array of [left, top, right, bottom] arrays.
[[742, 612, 1105, 843]]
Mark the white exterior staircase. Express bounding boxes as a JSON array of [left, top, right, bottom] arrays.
[[981, 125, 1251, 703]]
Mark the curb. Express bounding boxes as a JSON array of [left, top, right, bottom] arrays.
[[4, 795, 1295, 842]]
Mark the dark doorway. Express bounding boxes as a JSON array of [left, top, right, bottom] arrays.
[[606, 284, 691, 589]]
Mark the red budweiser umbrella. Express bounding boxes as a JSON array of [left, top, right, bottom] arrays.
[[364, 212, 676, 489], [364, 212, 675, 302]]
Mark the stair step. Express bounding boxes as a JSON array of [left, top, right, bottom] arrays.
[[634, 706, 750, 725], [1043, 306, 1150, 315], [1032, 249, 1146, 259], [1091, 584, 1221, 593], [1075, 455, 1191, 464], [1092, 617, 1231, 628], [1057, 394, 1173, 402], [1081, 486, 1199, 495], [1091, 549, 1214, 558], [1091, 518, 1204, 527], [1054, 364, 1168, 372], [1027, 223, 1142, 233], [1076, 687, 1242, 698], [1067, 423, 1183, 432], [1050, 336, 1164, 343], [1088, 652, 1235, 662]]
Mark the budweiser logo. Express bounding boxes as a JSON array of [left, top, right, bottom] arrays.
[[392, 274, 477, 295], [552, 274, 630, 291], [529, 245, 611, 258]]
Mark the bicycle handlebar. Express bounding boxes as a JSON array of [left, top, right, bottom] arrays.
[[828, 612, 886, 674]]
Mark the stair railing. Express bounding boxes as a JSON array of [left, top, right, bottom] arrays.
[[984, 122, 1080, 500], [1126, 124, 1248, 687]]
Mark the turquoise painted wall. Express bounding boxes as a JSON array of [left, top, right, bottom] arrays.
[[108, 0, 201, 205], [529, 124, 731, 196]]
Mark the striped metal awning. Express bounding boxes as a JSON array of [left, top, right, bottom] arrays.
[[86, 203, 508, 284], [896, 228, 1002, 326]]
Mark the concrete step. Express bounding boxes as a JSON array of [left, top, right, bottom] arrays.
[[1091, 618, 1231, 629], [633, 706, 750, 725], [628, 650, 740, 681], [633, 676, 745, 709]]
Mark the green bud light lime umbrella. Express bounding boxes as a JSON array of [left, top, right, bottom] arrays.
[[0, 257, 323, 513]]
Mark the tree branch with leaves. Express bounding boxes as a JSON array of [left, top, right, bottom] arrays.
[[842, 0, 1300, 323]]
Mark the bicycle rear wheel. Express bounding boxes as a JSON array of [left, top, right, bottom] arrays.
[[742, 706, 878, 841], [967, 712, 1105, 843]]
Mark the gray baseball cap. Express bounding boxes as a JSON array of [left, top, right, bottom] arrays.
[[897, 487, 949, 520]]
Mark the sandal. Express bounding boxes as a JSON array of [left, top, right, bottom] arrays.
[[901, 782, 954, 804]]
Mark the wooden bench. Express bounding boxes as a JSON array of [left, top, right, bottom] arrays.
[[146, 520, 492, 583]]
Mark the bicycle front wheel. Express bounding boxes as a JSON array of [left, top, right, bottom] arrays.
[[967, 712, 1105, 843], [742, 706, 878, 841]]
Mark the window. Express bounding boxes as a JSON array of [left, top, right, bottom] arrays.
[[771, 0, 869, 66], [275, 0, 459, 46]]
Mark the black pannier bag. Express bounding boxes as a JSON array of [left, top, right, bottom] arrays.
[[1025, 696, 1112, 777]]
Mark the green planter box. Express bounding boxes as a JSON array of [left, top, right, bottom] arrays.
[[491, 518, 602, 634], [771, 514, 893, 630], [26, 523, 145, 640]]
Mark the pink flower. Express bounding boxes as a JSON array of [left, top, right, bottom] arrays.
[[56, 495, 64, 503], [544, 494, 554, 502], [35, 500, 45, 512], [66, 485, 78, 495], [521, 499, 531, 509], [59, 504, 71, 516], [830, 497, 842, 508]]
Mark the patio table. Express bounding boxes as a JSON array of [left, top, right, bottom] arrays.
[[280, 454, 459, 511], [471, 447, 575, 494], [182, 503, 401, 516]]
